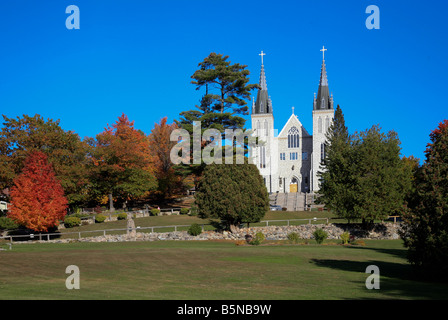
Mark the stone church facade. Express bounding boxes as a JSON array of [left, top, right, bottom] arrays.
[[251, 48, 335, 194]]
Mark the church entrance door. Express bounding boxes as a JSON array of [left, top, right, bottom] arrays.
[[289, 177, 299, 193]]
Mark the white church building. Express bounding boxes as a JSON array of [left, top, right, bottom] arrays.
[[251, 48, 335, 195]]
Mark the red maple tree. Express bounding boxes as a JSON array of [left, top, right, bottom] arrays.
[[8, 151, 68, 232]]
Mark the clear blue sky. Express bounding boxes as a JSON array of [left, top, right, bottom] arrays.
[[0, 0, 447, 162]]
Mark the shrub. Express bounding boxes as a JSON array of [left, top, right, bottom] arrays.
[[150, 209, 160, 216], [189, 205, 198, 216], [71, 213, 89, 219], [64, 216, 81, 228], [340, 231, 350, 245], [313, 228, 328, 244], [194, 163, 269, 231], [249, 232, 265, 246], [287, 232, 300, 243], [95, 214, 107, 223], [0, 216, 19, 230], [188, 223, 202, 236], [94, 206, 102, 214], [235, 240, 246, 246], [117, 212, 127, 220], [180, 208, 189, 215], [255, 231, 265, 242]]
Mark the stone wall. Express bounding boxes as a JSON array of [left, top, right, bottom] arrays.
[[34, 223, 402, 244]]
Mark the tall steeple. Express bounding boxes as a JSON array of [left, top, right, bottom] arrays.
[[254, 51, 272, 114], [314, 46, 334, 110]]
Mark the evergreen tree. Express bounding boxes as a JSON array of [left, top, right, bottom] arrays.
[[195, 163, 269, 232], [317, 105, 357, 221], [402, 120, 448, 279], [175, 53, 258, 180]]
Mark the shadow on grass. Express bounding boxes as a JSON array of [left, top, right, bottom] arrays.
[[343, 243, 409, 260], [311, 258, 448, 299]]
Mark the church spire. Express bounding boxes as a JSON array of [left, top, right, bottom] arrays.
[[314, 46, 333, 110], [253, 51, 272, 114]]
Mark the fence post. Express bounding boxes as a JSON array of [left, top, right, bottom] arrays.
[[287, 220, 290, 226], [174, 226, 177, 232], [309, 219, 311, 225], [47, 234, 50, 241], [103, 230, 106, 237], [78, 232, 81, 239]]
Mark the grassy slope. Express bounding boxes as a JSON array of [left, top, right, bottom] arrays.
[[1, 240, 447, 300], [57, 211, 339, 238]]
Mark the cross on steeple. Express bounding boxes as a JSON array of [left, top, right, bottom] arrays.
[[259, 51, 266, 65], [292, 106, 295, 115], [320, 46, 327, 60]]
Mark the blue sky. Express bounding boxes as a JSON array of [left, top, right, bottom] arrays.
[[0, 0, 447, 162]]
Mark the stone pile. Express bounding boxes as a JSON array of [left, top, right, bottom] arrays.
[[25, 223, 402, 244]]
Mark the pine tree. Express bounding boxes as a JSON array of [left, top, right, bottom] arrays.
[[317, 105, 357, 221], [8, 151, 68, 232], [175, 53, 258, 182], [402, 120, 448, 279]]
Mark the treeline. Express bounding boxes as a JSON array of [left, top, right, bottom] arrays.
[[319, 105, 448, 279], [0, 52, 260, 233], [0, 113, 186, 213]]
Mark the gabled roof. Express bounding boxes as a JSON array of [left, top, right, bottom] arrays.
[[278, 113, 311, 138]]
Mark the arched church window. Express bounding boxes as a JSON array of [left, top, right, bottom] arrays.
[[321, 143, 326, 160], [264, 120, 268, 136], [288, 126, 300, 148], [318, 117, 322, 134], [260, 146, 266, 169], [325, 117, 330, 132]]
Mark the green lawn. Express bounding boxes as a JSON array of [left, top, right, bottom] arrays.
[[0, 239, 447, 300], [56, 211, 341, 238]]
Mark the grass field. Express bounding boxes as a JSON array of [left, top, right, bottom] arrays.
[[1, 239, 447, 300]]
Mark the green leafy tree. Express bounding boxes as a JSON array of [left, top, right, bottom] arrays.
[[318, 108, 412, 227], [195, 163, 269, 232], [89, 113, 157, 211], [351, 125, 412, 226], [401, 120, 448, 279], [0, 114, 90, 206]]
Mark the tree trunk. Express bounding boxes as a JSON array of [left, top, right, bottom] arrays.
[[109, 193, 115, 212]]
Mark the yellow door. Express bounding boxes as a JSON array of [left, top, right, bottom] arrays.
[[289, 184, 298, 193]]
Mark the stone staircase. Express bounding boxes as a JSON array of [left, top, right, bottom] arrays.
[[269, 192, 308, 211]]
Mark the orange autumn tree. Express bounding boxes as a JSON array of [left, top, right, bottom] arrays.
[[8, 151, 68, 232], [90, 113, 157, 211], [148, 117, 186, 198]]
